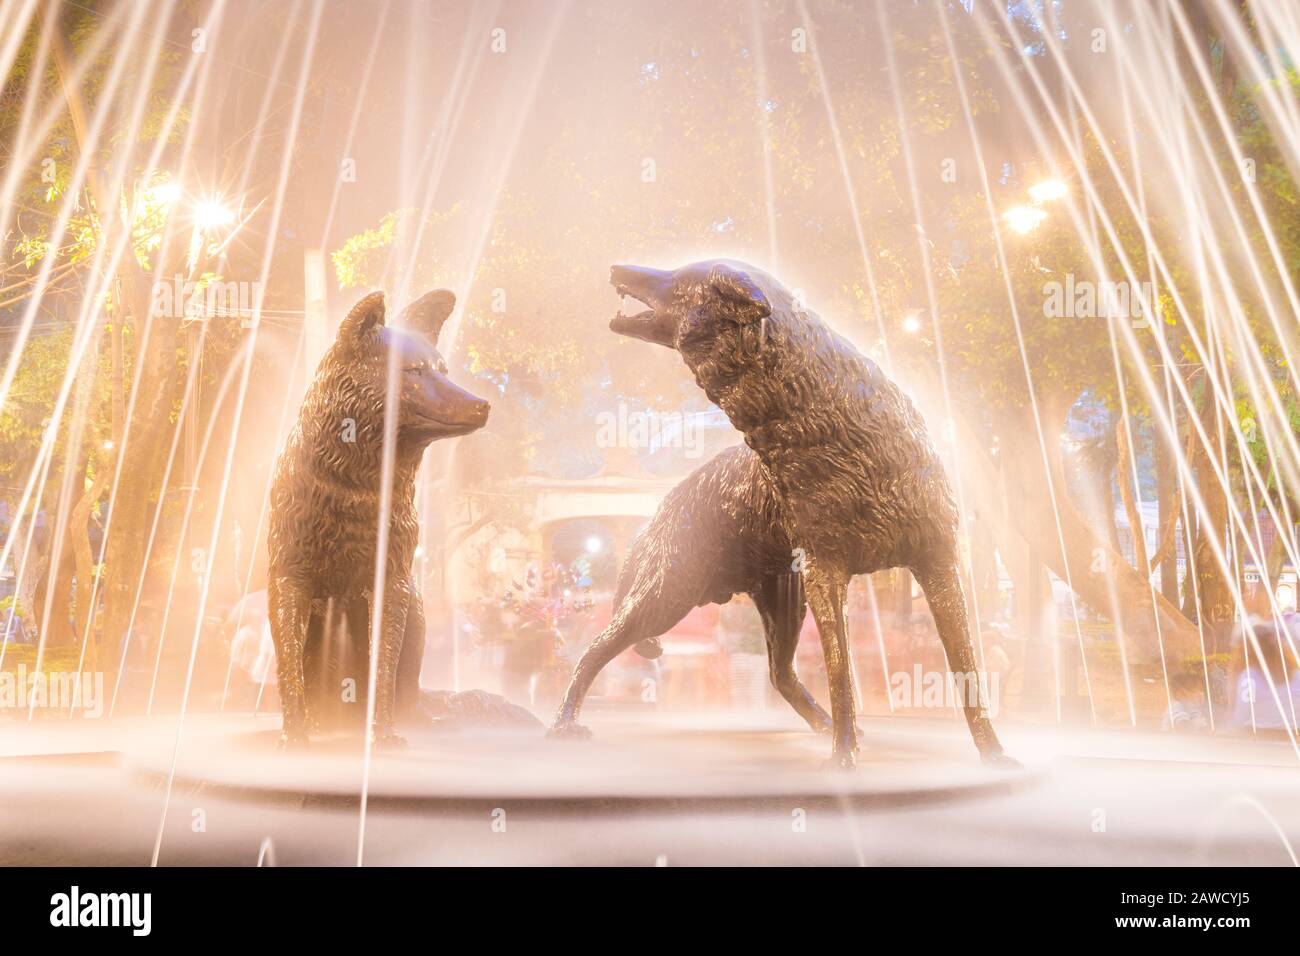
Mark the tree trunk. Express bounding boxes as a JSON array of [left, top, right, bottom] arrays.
[[1097, 415, 1122, 552], [47, 19, 183, 676], [37, 457, 80, 648], [16, 553, 47, 638], [65, 266, 177, 677], [900, 353, 1201, 663], [967, 505, 999, 617], [100, 301, 179, 671], [71, 460, 110, 670], [1001, 531, 1055, 713], [1115, 412, 1150, 577], [1153, 411, 1182, 605], [901, 357, 1202, 669], [994, 396, 1199, 663], [1190, 389, 1235, 653], [37, 552, 77, 647], [1181, 504, 1200, 620]]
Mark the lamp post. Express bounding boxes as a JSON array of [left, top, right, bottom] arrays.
[[180, 195, 237, 489]]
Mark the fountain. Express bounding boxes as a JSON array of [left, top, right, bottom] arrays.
[[0, 0, 1298, 870]]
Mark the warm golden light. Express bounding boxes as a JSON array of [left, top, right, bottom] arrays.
[[1028, 178, 1068, 203], [1002, 205, 1047, 234], [193, 199, 235, 230]]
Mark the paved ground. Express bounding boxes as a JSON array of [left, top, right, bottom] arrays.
[[0, 711, 1296, 865]]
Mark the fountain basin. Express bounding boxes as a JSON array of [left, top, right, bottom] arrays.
[[115, 711, 1040, 814]]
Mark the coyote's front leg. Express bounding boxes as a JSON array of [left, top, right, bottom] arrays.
[[367, 581, 410, 750], [269, 576, 312, 749]]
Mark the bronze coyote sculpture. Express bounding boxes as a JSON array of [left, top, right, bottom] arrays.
[[268, 290, 490, 749], [552, 260, 1015, 769]]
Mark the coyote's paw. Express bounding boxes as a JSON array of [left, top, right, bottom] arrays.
[[547, 720, 593, 740], [982, 750, 1022, 770], [822, 748, 858, 771]]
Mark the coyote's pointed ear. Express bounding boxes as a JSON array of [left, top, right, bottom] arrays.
[[399, 289, 456, 344], [338, 291, 385, 346], [709, 264, 771, 322]]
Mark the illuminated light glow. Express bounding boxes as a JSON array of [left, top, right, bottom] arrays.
[[193, 199, 235, 230], [901, 312, 922, 334], [585, 536, 602, 553], [1002, 205, 1047, 234], [1028, 178, 1068, 203]]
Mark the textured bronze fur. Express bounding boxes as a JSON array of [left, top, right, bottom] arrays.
[[268, 289, 489, 749], [552, 260, 1014, 769]]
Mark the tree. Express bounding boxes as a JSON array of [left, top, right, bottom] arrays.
[[1, 4, 266, 674]]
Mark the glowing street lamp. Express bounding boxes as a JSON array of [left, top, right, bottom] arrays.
[[1028, 178, 1068, 203], [193, 198, 235, 231], [1002, 205, 1047, 235]]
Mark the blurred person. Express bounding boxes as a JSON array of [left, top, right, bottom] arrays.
[[222, 590, 277, 711], [0, 600, 31, 644], [980, 629, 1013, 678], [111, 600, 162, 712], [1162, 671, 1209, 732], [500, 617, 564, 711], [1229, 621, 1300, 732]]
